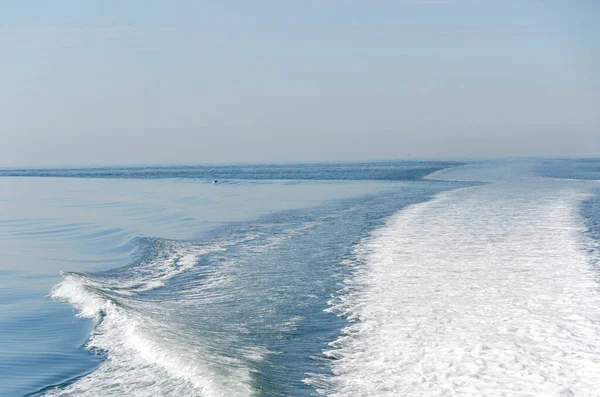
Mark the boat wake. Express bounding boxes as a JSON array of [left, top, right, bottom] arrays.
[[46, 238, 262, 397], [313, 164, 600, 396]]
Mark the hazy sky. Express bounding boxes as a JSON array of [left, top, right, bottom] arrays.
[[1, 0, 598, 166]]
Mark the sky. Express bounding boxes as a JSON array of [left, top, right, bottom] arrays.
[[1, 0, 598, 166]]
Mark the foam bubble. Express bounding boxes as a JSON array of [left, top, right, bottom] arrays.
[[314, 165, 600, 396]]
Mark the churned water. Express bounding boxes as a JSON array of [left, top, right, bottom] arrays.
[[1, 159, 599, 397]]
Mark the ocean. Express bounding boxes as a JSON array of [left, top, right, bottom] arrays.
[[0, 159, 599, 396]]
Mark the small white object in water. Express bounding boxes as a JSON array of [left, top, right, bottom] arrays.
[[213, 180, 218, 184]]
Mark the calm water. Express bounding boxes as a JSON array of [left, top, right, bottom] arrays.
[[0, 159, 599, 396]]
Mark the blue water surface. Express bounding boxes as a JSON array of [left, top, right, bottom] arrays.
[[0, 161, 464, 397], [2, 158, 598, 397]]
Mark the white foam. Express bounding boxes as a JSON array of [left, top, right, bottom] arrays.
[[45, 219, 326, 396], [50, 273, 108, 319], [47, 272, 259, 397], [88, 234, 259, 296], [46, 236, 269, 397], [119, 242, 220, 293], [316, 165, 600, 396]]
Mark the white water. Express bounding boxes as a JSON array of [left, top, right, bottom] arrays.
[[44, 221, 327, 397], [46, 238, 262, 397], [47, 278, 259, 397], [322, 164, 600, 396]]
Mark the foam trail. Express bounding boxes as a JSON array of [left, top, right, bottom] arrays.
[[320, 165, 600, 396], [48, 274, 258, 397], [44, 221, 331, 397], [45, 238, 263, 397]]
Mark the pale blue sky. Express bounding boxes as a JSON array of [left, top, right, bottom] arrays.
[[1, 0, 598, 165]]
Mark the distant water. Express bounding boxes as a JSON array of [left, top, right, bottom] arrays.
[[537, 158, 600, 181], [1, 159, 599, 396], [0, 161, 451, 181]]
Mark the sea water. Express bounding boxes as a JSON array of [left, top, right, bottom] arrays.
[[0, 159, 598, 397]]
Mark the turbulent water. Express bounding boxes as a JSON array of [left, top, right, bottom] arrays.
[[1, 159, 599, 397]]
